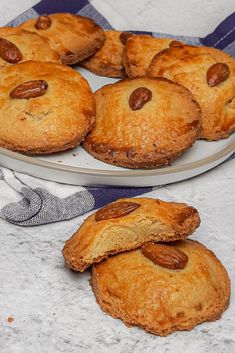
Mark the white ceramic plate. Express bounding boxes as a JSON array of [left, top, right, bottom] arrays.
[[0, 67, 234, 187]]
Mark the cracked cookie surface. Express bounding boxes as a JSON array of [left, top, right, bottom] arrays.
[[91, 239, 230, 336], [83, 77, 201, 168]]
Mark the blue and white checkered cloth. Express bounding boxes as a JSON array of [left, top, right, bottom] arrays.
[[0, 0, 234, 226]]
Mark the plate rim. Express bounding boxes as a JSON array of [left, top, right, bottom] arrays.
[[0, 138, 234, 177]]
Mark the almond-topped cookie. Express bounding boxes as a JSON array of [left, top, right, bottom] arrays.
[[20, 13, 105, 65], [62, 198, 200, 272], [81, 30, 133, 78], [148, 45, 235, 140], [0, 27, 60, 66], [83, 77, 201, 169], [91, 239, 230, 336], [123, 34, 180, 77], [0, 61, 95, 154]]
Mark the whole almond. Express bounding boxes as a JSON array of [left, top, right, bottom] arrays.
[[129, 87, 152, 111], [35, 15, 52, 30], [120, 32, 133, 45], [142, 243, 188, 270], [10, 80, 48, 99], [0, 38, 22, 63], [95, 201, 140, 221], [207, 63, 230, 87], [169, 40, 184, 48]]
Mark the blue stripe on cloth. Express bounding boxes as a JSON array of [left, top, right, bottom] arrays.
[[132, 30, 153, 36], [87, 187, 153, 209], [200, 12, 235, 50], [33, 0, 89, 14]]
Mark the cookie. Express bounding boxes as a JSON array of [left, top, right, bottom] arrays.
[[62, 198, 200, 272], [148, 45, 235, 140], [0, 27, 60, 66], [20, 13, 105, 65], [123, 34, 178, 77], [81, 30, 132, 78], [91, 239, 230, 336], [0, 61, 95, 154], [83, 77, 201, 169]]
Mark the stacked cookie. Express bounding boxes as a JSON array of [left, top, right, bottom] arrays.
[[0, 14, 234, 168], [62, 197, 230, 336]]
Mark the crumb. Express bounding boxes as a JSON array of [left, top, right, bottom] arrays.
[[7, 316, 14, 323], [72, 152, 78, 157]]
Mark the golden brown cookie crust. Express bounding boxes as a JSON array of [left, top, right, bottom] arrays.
[[123, 35, 173, 77], [80, 30, 126, 78], [91, 239, 230, 336], [83, 77, 201, 169], [62, 197, 200, 272], [0, 61, 95, 154], [0, 26, 60, 66], [148, 45, 235, 140], [20, 13, 105, 65]]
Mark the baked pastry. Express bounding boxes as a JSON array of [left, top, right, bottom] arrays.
[[83, 77, 201, 168], [81, 30, 133, 78], [123, 34, 180, 77], [0, 61, 95, 154], [91, 239, 230, 336], [0, 27, 60, 66], [148, 45, 235, 140], [62, 197, 200, 272], [20, 13, 105, 65]]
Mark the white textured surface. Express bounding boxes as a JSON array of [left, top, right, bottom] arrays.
[[0, 1, 235, 352], [1, 160, 235, 353]]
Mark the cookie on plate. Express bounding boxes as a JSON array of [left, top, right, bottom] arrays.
[[91, 240, 230, 336], [0, 27, 60, 66], [62, 198, 200, 272], [83, 77, 201, 169], [123, 34, 181, 77], [81, 30, 133, 78], [148, 45, 235, 140], [0, 61, 95, 154], [20, 13, 105, 65]]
